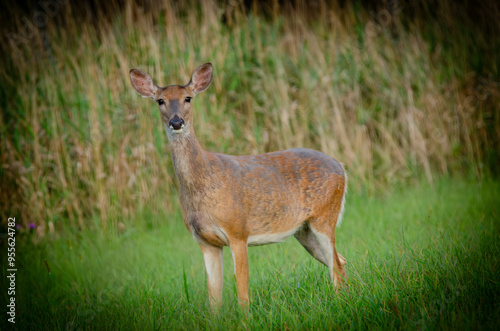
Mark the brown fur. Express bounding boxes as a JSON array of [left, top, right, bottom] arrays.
[[130, 63, 347, 309]]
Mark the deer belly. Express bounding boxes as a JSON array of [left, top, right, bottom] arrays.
[[247, 225, 302, 246]]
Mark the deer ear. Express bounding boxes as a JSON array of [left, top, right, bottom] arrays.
[[188, 63, 212, 95], [130, 69, 158, 98]]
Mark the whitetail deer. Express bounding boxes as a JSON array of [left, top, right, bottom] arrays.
[[130, 63, 347, 309]]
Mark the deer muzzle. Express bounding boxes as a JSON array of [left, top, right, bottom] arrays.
[[169, 115, 185, 132]]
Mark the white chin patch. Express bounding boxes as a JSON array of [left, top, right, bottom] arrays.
[[170, 124, 185, 134]]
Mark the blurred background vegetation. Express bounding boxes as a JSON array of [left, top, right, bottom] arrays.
[[1, 0, 498, 238]]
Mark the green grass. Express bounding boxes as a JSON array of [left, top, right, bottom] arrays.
[[3, 178, 499, 330], [0, 2, 499, 329]]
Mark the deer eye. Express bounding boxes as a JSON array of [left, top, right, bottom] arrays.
[[157, 99, 164, 105], [185, 97, 192, 103]]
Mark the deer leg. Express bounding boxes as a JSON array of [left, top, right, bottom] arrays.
[[294, 224, 329, 267], [230, 240, 249, 309], [335, 249, 347, 286], [309, 224, 346, 288], [200, 243, 223, 308]]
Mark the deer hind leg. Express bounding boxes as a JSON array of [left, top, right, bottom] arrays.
[[199, 243, 223, 308], [294, 223, 329, 267], [309, 220, 347, 288]]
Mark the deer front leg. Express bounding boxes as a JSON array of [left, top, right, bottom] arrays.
[[200, 243, 223, 308], [230, 240, 249, 309]]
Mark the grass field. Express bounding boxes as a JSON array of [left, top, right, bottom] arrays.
[[2, 178, 498, 330], [1, 1, 499, 329]]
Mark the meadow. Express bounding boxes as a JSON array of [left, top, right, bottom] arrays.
[[0, 0, 499, 329], [4, 178, 500, 329]]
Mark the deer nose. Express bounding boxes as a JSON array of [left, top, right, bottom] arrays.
[[169, 116, 184, 130]]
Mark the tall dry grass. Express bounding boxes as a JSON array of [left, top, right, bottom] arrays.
[[1, 0, 498, 236]]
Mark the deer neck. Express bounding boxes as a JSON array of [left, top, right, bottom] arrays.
[[167, 123, 209, 190]]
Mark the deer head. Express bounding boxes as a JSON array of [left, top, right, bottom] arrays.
[[130, 63, 213, 139]]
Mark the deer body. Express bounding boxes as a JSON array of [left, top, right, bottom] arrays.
[[174, 146, 345, 246], [130, 63, 347, 309]]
